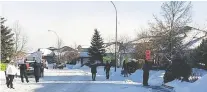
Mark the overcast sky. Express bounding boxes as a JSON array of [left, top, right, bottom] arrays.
[[1, 1, 207, 52]]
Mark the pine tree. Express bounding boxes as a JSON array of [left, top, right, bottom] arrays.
[[193, 39, 207, 69], [1, 17, 14, 62], [88, 29, 105, 64]]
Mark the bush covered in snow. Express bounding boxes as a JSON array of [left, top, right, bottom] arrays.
[[127, 61, 138, 74], [164, 55, 192, 83]]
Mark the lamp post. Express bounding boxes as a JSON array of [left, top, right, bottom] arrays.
[[110, 1, 117, 72], [48, 30, 60, 64]]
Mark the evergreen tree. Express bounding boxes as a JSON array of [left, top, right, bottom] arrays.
[[193, 39, 207, 69], [88, 29, 105, 64], [1, 17, 14, 62]]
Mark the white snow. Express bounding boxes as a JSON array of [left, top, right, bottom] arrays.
[[40, 49, 52, 56], [167, 68, 207, 92], [0, 66, 153, 92], [167, 74, 207, 92], [2, 65, 206, 92], [67, 63, 82, 69]]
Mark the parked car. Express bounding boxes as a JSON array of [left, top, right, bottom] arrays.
[[25, 60, 35, 75]]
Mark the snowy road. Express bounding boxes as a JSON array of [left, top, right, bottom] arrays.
[[33, 69, 91, 92], [0, 66, 174, 92]]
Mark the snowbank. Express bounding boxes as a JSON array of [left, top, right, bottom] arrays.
[[72, 63, 82, 69], [149, 71, 165, 85], [80, 65, 89, 69], [66, 63, 82, 69], [109, 68, 165, 86], [66, 64, 74, 69], [48, 64, 54, 69], [170, 74, 207, 92], [192, 68, 207, 76], [167, 69, 207, 92], [189, 74, 207, 92]]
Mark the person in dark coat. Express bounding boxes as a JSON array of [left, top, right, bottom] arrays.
[[90, 62, 97, 81], [40, 62, 44, 77], [5, 71, 9, 85], [143, 60, 150, 86], [122, 60, 128, 77], [33, 60, 41, 83], [5, 60, 9, 85], [19, 59, 29, 83], [104, 61, 111, 79]]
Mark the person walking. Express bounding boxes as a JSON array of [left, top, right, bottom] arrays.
[[104, 61, 111, 79], [143, 60, 150, 86], [5, 59, 9, 85], [40, 61, 44, 77], [90, 62, 97, 81], [6, 60, 18, 89], [33, 60, 41, 83], [19, 59, 29, 83], [122, 60, 128, 77]]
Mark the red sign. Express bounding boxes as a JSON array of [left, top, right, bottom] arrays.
[[145, 50, 151, 60]]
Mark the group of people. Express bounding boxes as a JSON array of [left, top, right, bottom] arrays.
[[5, 58, 47, 89], [90, 61, 111, 81], [90, 59, 151, 86]]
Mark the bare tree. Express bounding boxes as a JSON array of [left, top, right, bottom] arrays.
[[61, 51, 79, 63], [13, 21, 28, 59], [134, 30, 154, 60], [105, 36, 116, 59], [57, 38, 64, 63], [105, 35, 132, 66], [57, 38, 64, 50], [147, 1, 193, 62]]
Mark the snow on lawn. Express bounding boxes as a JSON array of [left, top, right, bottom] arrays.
[[167, 74, 207, 92], [167, 68, 207, 92]]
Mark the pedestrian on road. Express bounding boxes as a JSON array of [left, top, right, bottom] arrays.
[[6, 60, 18, 89], [90, 62, 97, 81], [104, 61, 111, 79], [53, 63, 56, 69], [143, 60, 150, 86], [33, 60, 41, 83], [19, 59, 29, 83], [5, 59, 9, 85], [40, 61, 44, 77], [122, 60, 128, 77]]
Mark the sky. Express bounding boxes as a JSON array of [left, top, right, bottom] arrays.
[[1, 1, 207, 53]]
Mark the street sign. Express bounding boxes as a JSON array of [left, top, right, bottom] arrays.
[[145, 50, 151, 60]]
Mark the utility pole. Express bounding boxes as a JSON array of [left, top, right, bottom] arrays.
[[48, 30, 60, 64], [110, 1, 118, 72]]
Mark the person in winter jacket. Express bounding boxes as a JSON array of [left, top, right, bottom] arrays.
[[122, 60, 128, 77], [6, 60, 18, 89], [40, 61, 44, 77], [33, 60, 41, 83], [104, 61, 111, 79], [142, 60, 150, 86], [19, 59, 29, 83], [90, 62, 97, 81], [5, 59, 9, 85]]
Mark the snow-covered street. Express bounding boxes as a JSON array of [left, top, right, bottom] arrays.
[[0, 65, 176, 92]]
